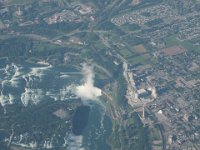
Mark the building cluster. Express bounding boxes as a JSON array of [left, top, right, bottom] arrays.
[[147, 50, 200, 149], [125, 64, 157, 107], [115, 42, 200, 149], [111, 3, 200, 43], [44, 4, 94, 24], [142, 13, 200, 41], [111, 5, 176, 26], [44, 10, 80, 24]]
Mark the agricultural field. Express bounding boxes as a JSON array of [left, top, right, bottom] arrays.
[[165, 35, 200, 53], [133, 44, 147, 54]]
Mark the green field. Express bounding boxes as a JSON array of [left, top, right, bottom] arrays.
[[150, 128, 162, 141], [165, 35, 200, 53], [119, 48, 133, 57], [32, 42, 61, 52], [127, 55, 148, 65]]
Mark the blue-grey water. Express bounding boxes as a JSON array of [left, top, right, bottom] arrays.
[[72, 103, 112, 150]]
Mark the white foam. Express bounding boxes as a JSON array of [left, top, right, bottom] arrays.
[[8, 94, 15, 104], [21, 88, 44, 106], [60, 74, 69, 78], [0, 63, 22, 88], [44, 140, 52, 149], [76, 83, 102, 100], [68, 134, 84, 150], [0, 94, 8, 106], [30, 66, 52, 77], [0, 92, 15, 106], [45, 84, 77, 101], [74, 64, 102, 101]]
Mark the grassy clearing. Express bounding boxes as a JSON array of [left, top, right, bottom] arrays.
[[133, 44, 147, 53], [32, 42, 61, 52], [127, 53, 151, 65], [119, 48, 133, 58], [150, 128, 162, 141], [93, 40, 108, 50], [165, 35, 200, 53], [127, 55, 147, 65]]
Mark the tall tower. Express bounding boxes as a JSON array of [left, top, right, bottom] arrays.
[[142, 105, 145, 119]]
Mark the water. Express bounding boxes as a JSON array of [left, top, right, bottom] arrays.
[[72, 103, 112, 150], [72, 105, 90, 135]]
